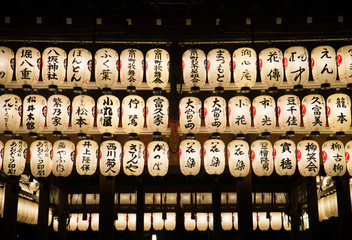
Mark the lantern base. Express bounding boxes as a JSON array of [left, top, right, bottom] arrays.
[[53, 131, 62, 136], [191, 86, 200, 93], [235, 134, 245, 140], [310, 131, 320, 137], [103, 132, 112, 138], [77, 133, 87, 138], [261, 132, 270, 138], [73, 87, 83, 94], [293, 84, 303, 91], [3, 130, 13, 136], [48, 85, 58, 92], [29, 132, 38, 138], [240, 87, 250, 93], [286, 131, 295, 137], [23, 84, 32, 91], [336, 131, 345, 137], [347, 83, 352, 89], [214, 87, 224, 93], [0, 84, 5, 92], [268, 87, 278, 93], [321, 83, 330, 90], [185, 133, 195, 139]]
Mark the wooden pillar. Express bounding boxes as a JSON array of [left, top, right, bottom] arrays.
[[136, 179, 144, 240], [237, 172, 253, 240], [57, 187, 68, 240], [306, 177, 320, 240], [335, 175, 352, 240], [212, 178, 221, 240], [289, 174, 302, 240], [99, 175, 115, 240], [37, 177, 51, 240]]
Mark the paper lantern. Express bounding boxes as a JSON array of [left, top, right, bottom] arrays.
[[152, 212, 164, 231], [41, 47, 67, 89], [297, 139, 320, 177], [146, 95, 169, 133], [207, 48, 231, 89], [99, 140, 122, 176], [259, 47, 284, 92], [282, 213, 291, 231], [302, 94, 326, 135], [121, 95, 145, 134], [273, 139, 296, 176], [184, 213, 196, 231], [67, 48, 92, 91], [68, 214, 78, 231], [147, 140, 169, 177], [22, 94, 46, 136], [311, 45, 337, 88], [228, 96, 251, 136], [322, 140, 346, 177], [120, 48, 144, 89], [327, 93, 351, 135], [233, 213, 238, 230], [204, 96, 227, 133], [0, 94, 22, 135], [52, 139, 74, 177], [47, 94, 70, 135], [165, 212, 176, 231], [196, 212, 208, 231], [208, 213, 214, 231], [257, 212, 270, 231], [345, 140, 352, 176], [76, 139, 98, 176], [96, 95, 120, 136], [182, 48, 206, 90], [0, 46, 14, 88], [142, 213, 151, 231], [270, 212, 282, 231], [337, 45, 352, 87], [71, 95, 95, 137], [203, 138, 225, 175], [300, 212, 309, 231], [123, 140, 145, 176], [283, 46, 309, 89], [221, 212, 233, 231], [15, 47, 41, 89], [179, 139, 201, 176], [115, 214, 127, 231], [53, 217, 59, 232], [86, 193, 99, 204], [78, 213, 90, 231], [277, 94, 301, 135], [3, 139, 27, 176], [321, 176, 334, 191], [227, 140, 250, 177], [94, 48, 118, 90], [128, 213, 136, 231], [179, 96, 202, 134], [0, 141, 3, 171], [30, 140, 52, 178], [90, 213, 99, 231], [232, 47, 257, 91], [251, 139, 274, 177], [146, 48, 169, 90], [252, 95, 277, 135]]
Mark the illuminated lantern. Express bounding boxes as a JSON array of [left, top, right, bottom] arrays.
[[233, 213, 238, 230], [251, 139, 274, 177], [337, 45, 352, 88], [302, 94, 326, 135], [345, 140, 352, 176], [15, 47, 41, 90], [22, 94, 46, 137], [146, 95, 169, 133], [94, 48, 118, 91], [322, 139, 346, 177], [321, 176, 334, 191], [71, 95, 95, 137], [165, 212, 176, 231], [203, 138, 225, 175], [284, 46, 309, 90], [144, 213, 151, 231], [42, 47, 67, 90], [273, 138, 296, 176], [52, 139, 74, 177], [147, 140, 169, 177], [128, 214, 136, 231], [78, 213, 90, 231], [270, 212, 282, 231], [207, 48, 231, 90], [96, 95, 120, 137], [76, 139, 98, 176], [196, 212, 208, 231], [0, 46, 14, 89], [152, 212, 164, 230], [179, 138, 201, 176], [0, 141, 3, 171], [67, 48, 92, 92], [258, 212, 270, 231], [252, 213, 257, 230], [204, 96, 227, 133], [232, 47, 257, 92], [252, 95, 276, 136], [47, 94, 70, 135], [297, 139, 320, 177], [184, 213, 196, 231], [121, 95, 145, 134], [327, 93, 351, 135], [277, 94, 301, 136], [99, 140, 122, 176], [182, 48, 206, 91], [0, 94, 22, 135], [221, 212, 233, 231], [228, 96, 251, 137], [300, 212, 309, 231], [311, 45, 337, 89], [179, 96, 202, 134], [53, 217, 59, 232], [3, 139, 27, 176], [91, 213, 99, 231], [283, 213, 291, 231], [146, 48, 169, 90], [68, 214, 78, 231], [120, 48, 144, 90], [227, 140, 250, 178], [115, 214, 127, 231], [123, 140, 145, 176], [208, 213, 214, 231], [30, 139, 52, 178], [259, 47, 284, 92]]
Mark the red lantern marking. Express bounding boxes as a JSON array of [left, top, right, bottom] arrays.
[[147, 150, 149, 159], [228, 106, 231, 116], [284, 57, 288, 70], [252, 106, 256, 118], [336, 55, 342, 67], [277, 106, 281, 117], [179, 108, 181, 118], [297, 149, 301, 162], [204, 108, 207, 118], [207, 60, 210, 71], [346, 152, 350, 163], [145, 61, 148, 70], [179, 148, 182, 157], [232, 61, 236, 71], [259, 58, 263, 71], [322, 151, 327, 163], [273, 148, 277, 158], [146, 106, 149, 116], [203, 148, 206, 156], [99, 151, 102, 160], [119, 60, 122, 70], [311, 58, 315, 68], [251, 150, 255, 162], [182, 60, 185, 71], [227, 149, 230, 159], [302, 105, 306, 117], [327, 106, 331, 117]]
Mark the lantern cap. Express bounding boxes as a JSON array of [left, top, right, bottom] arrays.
[[29, 132, 38, 138], [235, 134, 245, 140], [190, 86, 200, 93], [286, 131, 295, 137], [102, 88, 112, 95], [310, 131, 320, 137], [321, 83, 330, 90], [327, 136, 337, 140], [214, 87, 224, 94], [268, 86, 278, 93], [36, 136, 46, 140], [210, 132, 220, 139], [261, 132, 270, 138], [3, 130, 13, 136], [347, 83, 352, 90], [73, 86, 83, 94], [335, 131, 345, 137], [103, 132, 112, 139], [153, 132, 162, 141], [23, 84, 32, 92], [77, 133, 87, 139], [302, 136, 313, 140], [279, 135, 289, 140], [48, 85, 58, 92], [293, 84, 303, 91], [129, 133, 139, 140], [127, 86, 137, 93], [53, 131, 62, 136], [60, 135, 70, 140], [153, 87, 162, 95], [256, 135, 267, 140], [12, 135, 22, 140], [0, 84, 6, 92], [240, 86, 250, 93], [185, 133, 195, 139]]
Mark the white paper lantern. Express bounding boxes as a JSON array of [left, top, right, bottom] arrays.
[[30, 140, 52, 178], [96, 95, 120, 136], [302, 94, 326, 135], [221, 212, 233, 231], [233, 212, 238, 230], [53, 217, 59, 232], [52, 139, 74, 177], [345, 141, 352, 176], [22, 94, 46, 135], [283, 213, 291, 231], [0, 141, 3, 171], [251, 139, 274, 177], [182, 48, 206, 90], [270, 212, 282, 231], [123, 140, 145, 176], [252, 213, 257, 230], [228, 96, 251, 136], [179, 96, 202, 134], [311, 45, 337, 88], [120, 48, 144, 89], [274, 139, 296, 176], [76, 139, 98, 176], [15, 47, 41, 89], [121, 95, 145, 134], [327, 93, 351, 135], [0, 94, 22, 135], [128, 213, 136, 231], [207, 48, 231, 89], [41, 47, 67, 89], [322, 140, 346, 177], [67, 48, 92, 91], [91, 213, 99, 231], [152, 212, 164, 231], [297, 139, 320, 177], [3, 139, 27, 176], [259, 47, 284, 91], [142, 213, 151, 231], [68, 214, 78, 231], [196, 212, 208, 231], [147, 141, 169, 177], [146, 95, 169, 133], [284, 46, 309, 89], [146, 48, 169, 90], [179, 139, 201, 176], [232, 47, 257, 91], [78, 213, 90, 231], [165, 212, 176, 231], [277, 94, 301, 135], [94, 48, 118, 90], [204, 96, 227, 133], [115, 214, 127, 231], [71, 95, 95, 136], [100, 140, 122, 176], [252, 95, 276, 135], [258, 212, 270, 231], [47, 94, 70, 135], [337, 45, 352, 87], [0, 46, 14, 88], [184, 212, 196, 231], [227, 140, 250, 178], [203, 138, 225, 175]]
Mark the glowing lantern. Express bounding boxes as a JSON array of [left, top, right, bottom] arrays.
[[251, 139, 274, 177], [257, 212, 270, 231], [100, 140, 122, 176], [337, 45, 352, 88], [146, 95, 169, 133], [207, 48, 231, 90], [196, 212, 208, 231], [67, 48, 92, 92], [94, 48, 118, 90], [76, 139, 98, 176], [0, 141, 3, 171], [3, 139, 27, 176], [270, 212, 282, 231], [115, 214, 127, 231], [204, 96, 227, 133], [203, 138, 225, 175], [232, 47, 257, 92], [283, 213, 291, 231], [221, 212, 233, 231], [227, 140, 250, 178], [179, 138, 201, 176], [143, 213, 151, 231], [68, 214, 78, 231], [302, 94, 326, 135], [120, 48, 144, 89], [322, 140, 346, 177], [297, 139, 320, 177], [208, 213, 214, 231], [327, 93, 351, 135], [47, 94, 70, 135], [71, 95, 95, 137], [165, 212, 176, 231], [15, 47, 41, 90], [283, 46, 309, 90], [30, 139, 52, 178], [152, 212, 164, 230], [96, 95, 120, 137], [228, 96, 251, 137], [252, 213, 257, 230], [147, 140, 169, 177], [0, 94, 22, 135], [53, 217, 58, 232], [123, 140, 145, 176], [121, 95, 145, 134], [146, 48, 169, 90], [182, 48, 206, 91], [277, 94, 301, 135], [184, 213, 196, 231], [259, 47, 284, 92], [42, 47, 67, 90], [128, 213, 136, 231], [52, 139, 74, 177], [91, 213, 99, 231], [0, 46, 14, 89], [345, 140, 352, 176], [22, 94, 46, 136], [78, 213, 90, 231], [233, 213, 238, 230], [179, 96, 202, 134], [252, 95, 276, 135], [274, 139, 296, 176]]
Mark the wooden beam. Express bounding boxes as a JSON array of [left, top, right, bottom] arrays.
[[99, 175, 115, 240]]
